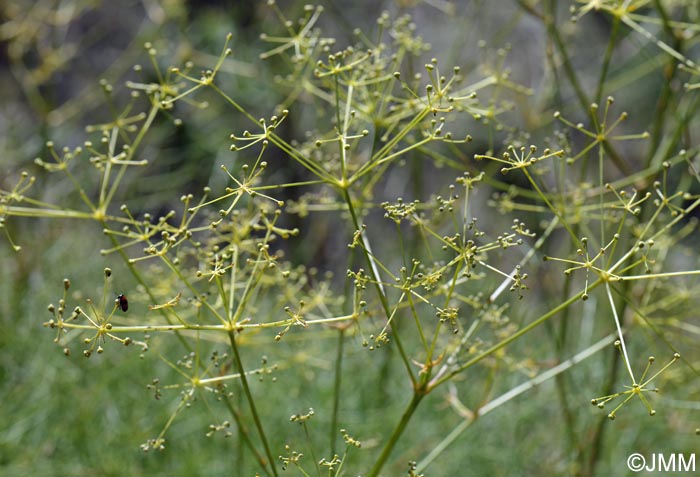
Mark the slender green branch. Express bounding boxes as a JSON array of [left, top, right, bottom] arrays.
[[220, 394, 269, 472], [432, 279, 601, 389], [417, 333, 616, 473], [594, 16, 621, 105], [330, 328, 345, 457], [340, 186, 416, 385], [544, 0, 589, 112], [228, 330, 278, 477]]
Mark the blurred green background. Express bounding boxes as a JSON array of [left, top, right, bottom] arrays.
[[2, 1, 699, 476]]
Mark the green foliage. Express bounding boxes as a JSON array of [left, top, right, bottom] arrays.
[[2, 1, 700, 476]]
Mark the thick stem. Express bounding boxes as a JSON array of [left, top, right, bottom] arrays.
[[367, 391, 425, 477]]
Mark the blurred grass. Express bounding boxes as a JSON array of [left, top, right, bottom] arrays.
[[2, 1, 700, 476]]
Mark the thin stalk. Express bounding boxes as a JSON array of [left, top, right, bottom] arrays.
[[330, 328, 345, 456], [647, 69, 700, 171], [340, 187, 416, 385], [432, 279, 601, 389], [521, 168, 581, 247], [220, 392, 269, 473], [0, 205, 96, 220], [585, 273, 632, 476], [604, 282, 635, 381], [228, 330, 278, 477], [104, 100, 161, 207], [417, 334, 616, 473], [543, 0, 630, 176], [544, 0, 589, 112], [647, 0, 682, 156], [585, 330, 621, 477], [544, 272, 580, 459], [594, 16, 621, 105], [352, 108, 431, 181]]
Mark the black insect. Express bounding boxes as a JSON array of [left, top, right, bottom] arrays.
[[116, 294, 128, 312]]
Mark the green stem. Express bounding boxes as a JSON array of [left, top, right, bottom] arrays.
[[544, 272, 580, 458], [367, 392, 425, 477], [585, 334, 621, 477], [432, 279, 601, 388], [228, 330, 278, 477], [220, 393, 269, 473], [543, 0, 631, 176], [544, 0, 589, 112], [646, 0, 684, 166], [594, 16, 621, 105], [330, 328, 345, 456], [340, 187, 416, 385], [103, 100, 161, 208]]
